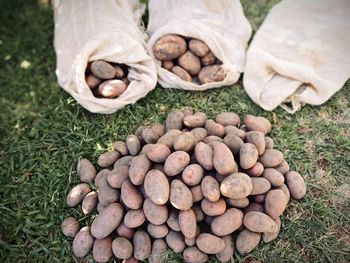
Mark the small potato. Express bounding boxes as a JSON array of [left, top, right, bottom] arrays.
[[223, 134, 244, 155], [226, 197, 249, 208], [164, 151, 190, 176], [263, 168, 285, 187], [162, 60, 174, 70], [265, 189, 288, 219], [250, 177, 271, 195], [184, 112, 208, 128], [166, 230, 186, 253], [263, 217, 281, 243], [195, 142, 214, 170], [225, 125, 246, 139], [178, 50, 201, 76], [121, 179, 143, 209], [153, 34, 187, 60], [201, 176, 220, 202], [97, 171, 120, 206], [112, 237, 133, 260], [179, 209, 197, 239], [129, 154, 152, 185], [77, 158, 96, 183], [193, 204, 205, 221], [183, 246, 208, 263], [158, 129, 182, 148], [245, 162, 264, 177], [244, 115, 271, 135], [143, 198, 168, 225], [73, 226, 94, 258], [274, 159, 290, 175], [198, 65, 225, 84], [149, 239, 168, 263], [196, 233, 225, 254], [98, 151, 120, 167], [151, 123, 166, 137], [213, 142, 237, 176], [236, 229, 261, 254], [201, 51, 216, 66], [98, 80, 127, 98], [91, 60, 116, 79], [93, 237, 113, 263], [286, 171, 306, 199], [82, 191, 98, 215], [117, 222, 135, 240], [86, 74, 102, 89], [264, 136, 274, 149], [114, 155, 133, 169], [107, 165, 129, 188], [259, 149, 284, 168], [141, 128, 159, 144], [167, 209, 181, 231], [144, 169, 170, 205], [277, 183, 291, 202], [244, 202, 264, 214], [166, 110, 185, 131], [133, 230, 151, 260], [190, 127, 208, 142], [246, 131, 266, 156], [216, 235, 234, 262], [243, 211, 277, 233], [191, 185, 204, 203], [126, 134, 141, 156], [189, 39, 210, 57], [114, 65, 125, 78], [147, 224, 169, 239], [215, 112, 240, 127], [173, 132, 197, 152], [240, 143, 259, 170], [91, 203, 124, 239], [182, 164, 204, 186], [252, 194, 266, 203], [147, 143, 171, 163], [170, 179, 193, 210], [211, 208, 243, 236], [171, 66, 192, 82], [201, 198, 226, 216], [113, 141, 129, 156], [66, 183, 91, 207], [61, 217, 80, 238], [220, 173, 253, 199], [205, 119, 225, 137], [124, 209, 146, 228]]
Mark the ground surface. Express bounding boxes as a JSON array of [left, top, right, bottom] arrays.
[[0, 0, 349, 262]]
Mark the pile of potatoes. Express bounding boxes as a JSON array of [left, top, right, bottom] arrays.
[[85, 60, 129, 99], [62, 108, 306, 263], [153, 34, 225, 84]]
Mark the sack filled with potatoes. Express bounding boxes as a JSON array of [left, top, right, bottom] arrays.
[[147, 0, 251, 90]]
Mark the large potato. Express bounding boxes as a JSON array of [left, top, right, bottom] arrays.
[[166, 230, 186, 253], [183, 246, 208, 263], [211, 208, 243, 236], [198, 65, 225, 84], [98, 80, 127, 98], [250, 177, 271, 195], [178, 50, 201, 76], [174, 132, 197, 152], [153, 34, 187, 60], [121, 179, 143, 209], [146, 143, 171, 163], [91, 60, 116, 79], [147, 223, 169, 239], [189, 39, 210, 57], [245, 162, 264, 177], [126, 134, 141, 156], [215, 112, 240, 127], [240, 143, 259, 170], [112, 237, 133, 260], [213, 143, 237, 176], [82, 191, 98, 215], [91, 203, 124, 239], [184, 112, 207, 128], [190, 127, 208, 142], [246, 131, 265, 156], [167, 209, 181, 231], [179, 209, 197, 238], [191, 185, 204, 203], [195, 142, 214, 170], [244, 115, 271, 135], [263, 168, 285, 187], [243, 211, 277, 233], [141, 128, 159, 144], [226, 197, 249, 208], [223, 134, 244, 155], [133, 230, 151, 260], [165, 110, 185, 131], [216, 235, 234, 262], [265, 189, 288, 220], [61, 217, 80, 238], [164, 151, 190, 176], [274, 159, 290, 175], [107, 165, 129, 188], [262, 217, 281, 243], [236, 229, 261, 254], [158, 129, 182, 148], [225, 125, 246, 139], [129, 154, 152, 185], [205, 120, 225, 137], [124, 209, 146, 228], [182, 164, 204, 186], [220, 173, 253, 199], [77, 158, 96, 183], [66, 183, 91, 207], [98, 151, 120, 167], [149, 239, 168, 263], [201, 198, 226, 216], [196, 233, 225, 254], [93, 237, 113, 263], [144, 169, 170, 205], [286, 171, 306, 199], [259, 149, 284, 167], [143, 198, 168, 225], [116, 222, 135, 240], [201, 175, 220, 202], [72, 226, 94, 257], [170, 179, 193, 210], [113, 141, 129, 156]]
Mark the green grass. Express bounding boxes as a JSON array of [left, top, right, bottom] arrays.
[[0, 0, 349, 262]]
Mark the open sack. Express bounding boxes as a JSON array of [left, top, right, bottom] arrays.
[[54, 0, 157, 114], [147, 0, 252, 91]]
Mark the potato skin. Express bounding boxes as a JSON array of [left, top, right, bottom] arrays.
[[179, 209, 197, 238], [196, 233, 225, 254], [67, 183, 91, 207], [190, 127, 208, 142], [216, 235, 234, 262], [189, 39, 210, 57], [166, 230, 186, 253], [93, 237, 113, 263], [170, 179, 193, 210], [61, 217, 80, 238], [147, 223, 169, 239], [245, 162, 264, 177], [211, 208, 243, 236], [215, 112, 240, 127], [178, 50, 201, 76], [286, 171, 306, 199], [201, 51, 216, 66], [107, 165, 129, 188], [171, 66, 193, 82], [264, 189, 288, 219], [191, 185, 204, 203], [86, 74, 102, 89], [264, 136, 274, 149], [97, 170, 120, 206], [91, 60, 116, 79], [124, 209, 146, 228], [244, 202, 264, 214], [243, 211, 277, 233], [226, 197, 249, 208], [263, 168, 285, 187], [129, 154, 152, 185], [72, 226, 95, 258], [112, 237, 133, 260], [236, 229, 261, 254], [240, 143, 259, 170], [121, 179, 143, 209], [184, 112, 207, 128], [213, 142, 237, 175], [277, 183, 291, 202], [141, 127, 159, 144], [126, 134, 141, 156], [250, 177, 271, 195], [98, 80, 127, 98], [274, 159, 290, 175], [162, 60, 174, 70], [144, 169, 170, 205], [183, 246, 208, 263], [153, 34, 187, 60], [133, 230, 151, 260], [77, 158, 96, 183], [182, 164, 204, 186], [143, 198, 169, 225], [263, 217, 281, 242], [98, 151, 120, 167], [167, 209, 181, 231], [158, 129, 182, 148], [117, 222, 135, 240], [173, 132, 197, 152], [195, 142, 214, 170], [259, 149, 284, 168], [223, 134, 244, 155], [201, 198, 226, 216], [225, 125, 246, 139], [198, 65, 225, 84], [244, 115, 271, 135], [220, 173, 253, 199], [205, 119, 225, 137], [164, 151, 190, 176], [146, 143, 171, 163], [201, 176, 220, 202], [165, 110, 185, 131], [246, 131, 266, 156], [149, 239, 168, 263], [82, 191, 98, 215]]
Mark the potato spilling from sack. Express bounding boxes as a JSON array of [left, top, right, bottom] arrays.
[[62, 109, 306, 262]]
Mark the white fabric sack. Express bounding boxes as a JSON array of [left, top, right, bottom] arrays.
[[147, 0, 252, 90], [244, 0, 350, 113], [54, 0, 157, 114]]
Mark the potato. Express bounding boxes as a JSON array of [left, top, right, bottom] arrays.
[[86, 74, 102, 89], [252, 194, 266, 203], [201, 51, 216, 66], [244, 115, 271, 135], [225, 125, 246, 139], [166, 110, 185, 131], [167, 209, 181, 231], [201, 198, 226, 216], [144, 169, 170, 205], [183, 246, 208, 263], [149, 239, 168, 263], [286, 171, 306, 199], [98, 80, 127, 98], [259, 149, 284, 168], [141, 128, 159, 144], [112, 237, 133, 260], [190, 127, 208, 142], [151, 123, 166, 137], [158, 129, 182, 148], [170, 179, 193, 210], [98, 171, 120, 206], [198, 65, 225, 84], [211, 208, 243, 236], [213, 142, 237, 176], [113, 141, 129, 156], [133, 230, 151, 260], [216, 235, 234, 262], [117, 222, 135, 240], [122, 257, 138, 263], [107, 165, 129, 188], [274, 159, 290, 175], [143, 198, 168, 225], [189, 39, 210, 57], [179, 209, 197, 238], [193, 204, 205, 221], [98, 151, 120, 167], [236, 229, 261, 254], [264, 136, 274, 149], [250, 177, 271, 195], [153, 34, 187, 60], [220, 173, 253, 199], [172, 65, 193, 82], [124, 209, 146, 228], [262, 217, 281, 243], [226, 197, 249, 208], [201, 175, 220, 202], [191, 185, 204, 203], [215, 112, 240, 127], [61, 217, 80, 238], [146, 143, 171, 163], [196, 233, 225, 254], [244, 202, 264, 213], [182, 164, 204, 186], [147, 223, 169, 239], [164, 151, 190, 176], [184, 112, 208, 128], [82, 191, 98, 215], [77, 158, 96, 183], [195, 142, 214, 170], [245, 162, 264, 177], [246, 131, 265, 156], [91, 203, 124, 239], [265, 189, 288, 219], [129, 154, 152, 185], [185, 229, 199, 246], [262, 168, 284, 187], [72, 226, 94, 257], [240, 143, 259, 170], [66, 183, 91, 207], [243, 211, 277, 233], [203, 135, 222, 144], [166, 230, 186, 252], [178, 50, 201, 76], [121, 180, 143, 209], [97, 203, 106, 213], [91, 60, 116, 79], [114, 65, 125, 78], [277, 183, 291, 202], [162, 60, 174, 70], [93, 237, 113, 263], [126, 134, 141, 156], [94, 169, 108, 187], [114, 155, 133, 169], [174, 132, 197, 152], [222, 134, 244, 156], [205, 120, 225, 138]]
